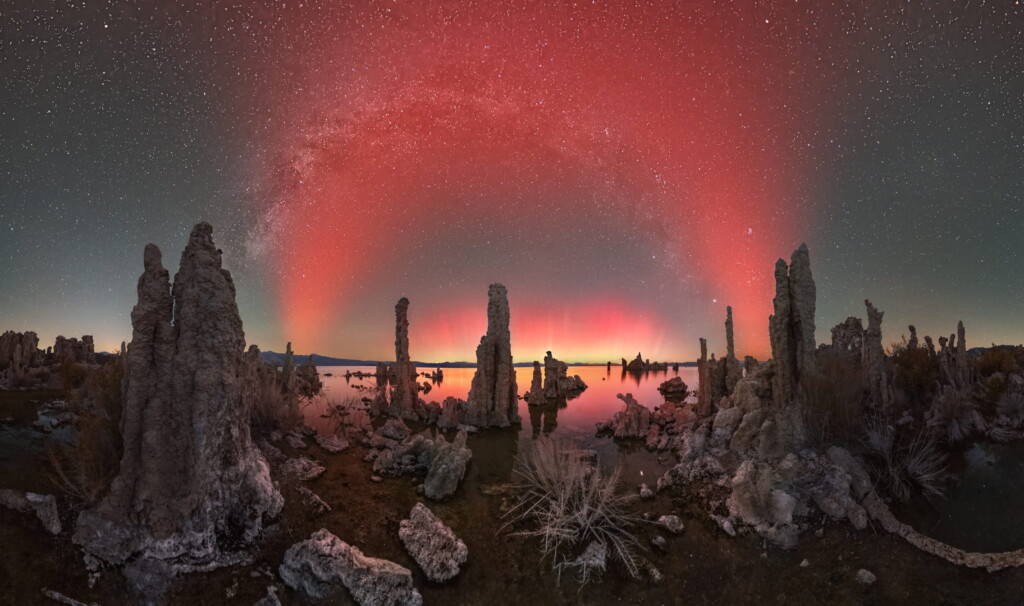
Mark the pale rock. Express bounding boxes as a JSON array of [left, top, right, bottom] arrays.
[[398, 502, 468, 582], [279, 529, 422, 605]]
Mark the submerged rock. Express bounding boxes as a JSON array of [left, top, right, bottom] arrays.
[[398, 503, 468, 582], [74, 224, 282, 569], [280, 528, 422, 605]]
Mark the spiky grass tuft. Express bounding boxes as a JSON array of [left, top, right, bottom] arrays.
[[862, 419, 946, 503], [503, 437, 643, 584]]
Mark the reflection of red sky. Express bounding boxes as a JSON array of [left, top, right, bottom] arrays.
[[411, 299, 669, 364], [257, 2, 833, 359]]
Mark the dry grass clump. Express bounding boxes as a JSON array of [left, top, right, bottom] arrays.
[[861, 419, 946, 504], [996, 389, 1024, 427], [48, 357, 124, 506], [890, 339, 938, 410], [976, 347, 1020, 377], [503, 437, 642, 584], [800, 352, 865, 448], [928, 386, 976, 444], [252, 371, 291, 432]]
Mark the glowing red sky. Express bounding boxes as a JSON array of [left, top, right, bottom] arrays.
[[250, 1, 835, 361]]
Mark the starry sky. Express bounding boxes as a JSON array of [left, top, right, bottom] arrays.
[[2, 1, 1022, 363]]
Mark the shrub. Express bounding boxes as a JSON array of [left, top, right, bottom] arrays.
[[48, 358, 124, 506], [503, 437, 642, 584], [997, 390, 1024, 426], [890, 339, 938, 410], [861, 419, 946, 503], [58, 357, 87, 396], [800, 352, 865, 448], [928, 386, 975, 444], [976, 347, 1019, 377]]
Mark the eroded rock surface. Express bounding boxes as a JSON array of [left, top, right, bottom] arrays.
[[280, 529, 422, 605], [465, 284, 519, 428], [398, 503, 468, 582], [74, 223, 283, 569]]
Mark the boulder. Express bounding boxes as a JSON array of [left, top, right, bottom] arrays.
[[280, 529, 422, 605], [423, 431, 472, 500], [398, 503, 468, 582]]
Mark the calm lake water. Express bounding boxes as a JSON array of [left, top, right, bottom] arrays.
[[307, 364, 699, 485]]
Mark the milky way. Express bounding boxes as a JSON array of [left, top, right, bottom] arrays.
[[250, 1, 835, 358], [2, 1, 1022, 362]]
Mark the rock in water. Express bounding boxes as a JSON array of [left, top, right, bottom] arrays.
[[389, 297, 419, 420], [280, 529, 422, 605], [423, 430, 473, 500], [398, 503, 468, 582], [465, 284, 519, 427], [74, 223, 283, 570]]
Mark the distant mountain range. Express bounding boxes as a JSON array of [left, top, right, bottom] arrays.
[[258, 351, 698, 368]]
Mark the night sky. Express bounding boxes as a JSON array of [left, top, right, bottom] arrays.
[[2, 1, 1022, 363]]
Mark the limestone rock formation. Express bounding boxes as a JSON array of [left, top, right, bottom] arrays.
[[830, 317, 865, 361], [279, 529, 423, 605], [53, 335, 95, 364], [864, 300, 892, 410], [526, 361, 544, 405], [296, 354, 323, 398], [465, 284, 519, 428], [697, 338, 710, 415], [769, 243, 817, 407], [710, 307, 743, 402], [607, 393, 651, 439], [74, 223, 283, 570], [388, 298, 420, 420], [658, 376, 688, 401], [0, 331, 40, 370], [398, 502, 468, 582], [541, 351, 587, 400], [423, 430, 473, 500]]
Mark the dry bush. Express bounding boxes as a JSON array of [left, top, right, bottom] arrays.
[[976, 347, 1019, 378], [890, 339, 938, 411], [800, 352, 866, 448], [503, 437, 642, 584], [997, 390, 1024, 426], [58, 357, 87, 396], [861, 419, 946, 503], [252, 371, 298, 432], [48, 358, 123, 506], [928, 387, 976, 444]]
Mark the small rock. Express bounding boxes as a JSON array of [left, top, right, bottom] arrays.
[[800, 559, 810, 567], [285, 433, 307, 449], [370, 475, 383, 483], [280, 457, 325, 481], [639, 483, 654, 500], [314, 433, 349, 453], [657, 515, 684, 534], [856, 569, 877, 585], [650, 536, 668, 553]]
